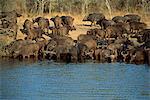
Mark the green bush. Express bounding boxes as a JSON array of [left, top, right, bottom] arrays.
[[1, 0, 149, 15]]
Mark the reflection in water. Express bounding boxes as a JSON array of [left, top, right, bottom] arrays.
[[0, 60, 150, 100]]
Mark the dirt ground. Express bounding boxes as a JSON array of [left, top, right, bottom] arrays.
[[68, 24, 98, 40]]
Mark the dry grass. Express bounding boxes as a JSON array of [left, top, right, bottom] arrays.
[[0, 34, 14, 57]]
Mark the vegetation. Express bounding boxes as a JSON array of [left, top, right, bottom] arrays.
[[0, 0, 150, 16], [0, 34, 13, 57]]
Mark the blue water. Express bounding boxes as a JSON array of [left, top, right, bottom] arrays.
[[0, 60, 150, 100]]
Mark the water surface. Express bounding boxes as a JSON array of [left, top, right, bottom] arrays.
[[0, 59, 150, 100]]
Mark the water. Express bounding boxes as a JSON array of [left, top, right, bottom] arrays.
[[0, 59, 150, 100]]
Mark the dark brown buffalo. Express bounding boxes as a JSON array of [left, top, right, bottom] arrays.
[[105, 26, 125, 39], [54, 36, 75, 47], [87, 28, 106, 39], [97, 19, 116, 29], [84, 39, 97, 51], [44, 39, 58, 60], [77, 34, 97, 51], [146, 49, 150, 65], [107, 43, 122, 54], [94, 48, 113, 63], [77, 34, 96, 42], [13, 43, 40, 59], [45, 39, 57, 51], [112, 16, 127, 23], [93, 49, 103, 61], [50, 15, 63, 28], [23, 19, 34, 30], [46, 36, 74, 52], [83, 13, 105, 26], [124, 14, 141, 22], [51, 45, 69, 61], [45, 36, 76, 61], [23, 27, 45, 41], [130, 49, 145, 64], [36, 39, 49, 52], [33, 17, 49, 33], [129, 21, 147, 33], [50, 26, 70, 36], [59, 53, 72, 63], [69, 46, 78, 62], [114, 22, 130, 33], [142, 29, 150, 43], [144, 41, 150, 48], [9, 23, 18, 39], [45, 36, 89, 62], [61, 16, 76, 30], [75, 43, 89, 62], [4, 39, 34, 57], [142, 29, 150, 49]]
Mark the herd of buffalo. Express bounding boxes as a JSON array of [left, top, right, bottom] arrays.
[[0, 10, 150, 65]]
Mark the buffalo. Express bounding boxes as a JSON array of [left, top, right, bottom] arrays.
[[83, 13, 105, 26]]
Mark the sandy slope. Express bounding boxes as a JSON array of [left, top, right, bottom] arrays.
[[68, 24, 99, 40]]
